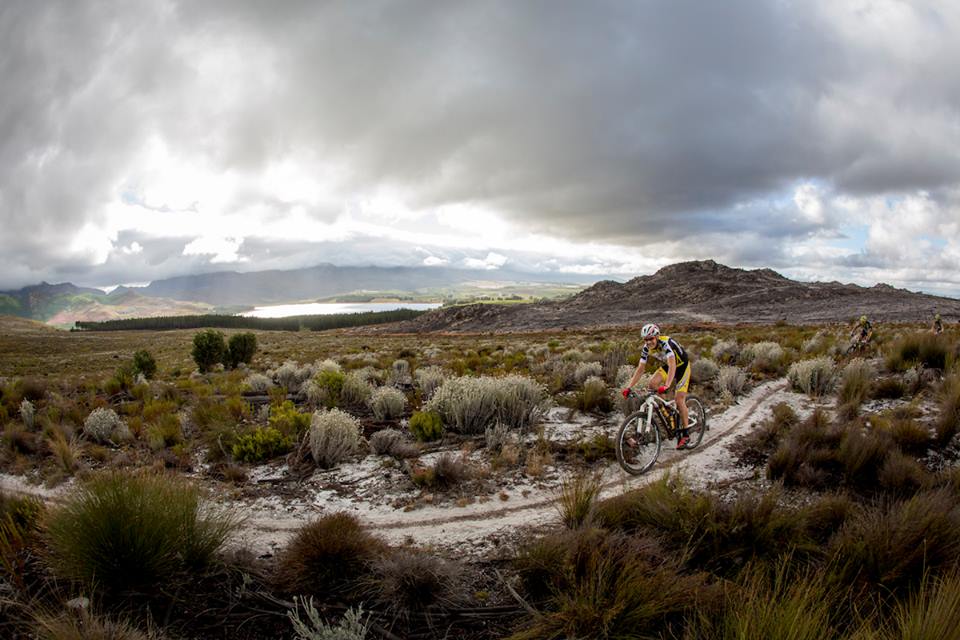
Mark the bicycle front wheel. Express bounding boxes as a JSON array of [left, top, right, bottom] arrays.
[[616, 410, 661, 475], [683, 396, 707, 449]]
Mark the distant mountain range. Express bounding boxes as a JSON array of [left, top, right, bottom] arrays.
[[389, 260, 960, 332], [116, 263, 592, 306], [0, 283, 213, 326], [0, 264, 592, 325]]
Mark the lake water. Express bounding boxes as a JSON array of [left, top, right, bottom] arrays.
[[240, 301, 443, 318]]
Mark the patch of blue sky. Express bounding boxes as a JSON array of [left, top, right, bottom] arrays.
[[830, 225, 868, 253]]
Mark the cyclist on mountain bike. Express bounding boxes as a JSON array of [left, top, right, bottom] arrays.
[[850, 315, 873, 349], [621, 323, 692, 449], [932, 313, 944, 335]]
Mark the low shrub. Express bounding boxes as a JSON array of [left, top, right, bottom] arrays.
[[574, 376, 614, 413], [269, 400, 311, 438], [369, 429, 418, 458], [687, 562, 840, 640], [888, 418, 931, 454], [712, 339, 740, 364], [232, 426, 294, 463], [308, 408, 362, 469], [273, 360, 314, 394], [408, 410, 443, 442], [573, 361, 603, 384], [289, 600, 368, 640], [389, 359, 412, 386], [82, 407, 131, 444], [729, 402, 797, 468], [886, 332, 950, 372], [365, 550, 464, 621], [411, 453, 469, 489], [45, 470, 238, 595], [872, 376, 906, 399], [936, 374, 960, 446], [243, 372, 274, 394], [741, 341, 785, 373], [275, 512, 386, 598], [557, 473, 602, 529], [828, 489, 960, 595], [425, 375, 549, 434], [512, 527, 707, 640], [146, 413, 183, 450], [878, 450, 928, 496], [786, 357, 836, 398], [340, 371, 374, 410], [369, 386, 407, 421], [838, 358, 873, 417], [132, 349, 157, 379], [888, 572, 960, 640], [18, 399, 34, 429], [306, 370, 346, 408], [596, 477, 806, 576], [34, 610, 154, 640], [716, 366, 747, 399], [691, 358, 720, 384], [413, 366, 446, 401]]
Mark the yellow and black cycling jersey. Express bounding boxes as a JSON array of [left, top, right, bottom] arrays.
[[639, 336, 688, 367]]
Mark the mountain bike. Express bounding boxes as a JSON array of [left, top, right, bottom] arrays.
[[615, 389, 707, 475]]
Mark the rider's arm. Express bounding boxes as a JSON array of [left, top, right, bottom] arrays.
[[626, 359, 647, 389], [664, 355, 676, 387]]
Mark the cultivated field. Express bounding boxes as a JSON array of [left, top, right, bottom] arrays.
[[2, 315, 959, 639]]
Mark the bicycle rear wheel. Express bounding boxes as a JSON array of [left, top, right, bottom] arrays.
[[616, 410, 661, 475], [682, 396, 707, 449]]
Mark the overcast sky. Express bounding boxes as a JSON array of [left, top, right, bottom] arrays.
[[2, 0, 959, 295]]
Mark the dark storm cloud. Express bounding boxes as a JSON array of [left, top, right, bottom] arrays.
[[2, 0, 959, 290]]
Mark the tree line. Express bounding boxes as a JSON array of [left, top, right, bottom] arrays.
[[71, 309, 426, 332]]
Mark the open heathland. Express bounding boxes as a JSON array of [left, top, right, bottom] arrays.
[[1, 314, 960, 639]]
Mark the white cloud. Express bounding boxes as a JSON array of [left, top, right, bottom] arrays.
[[182, 236, 246, 263]]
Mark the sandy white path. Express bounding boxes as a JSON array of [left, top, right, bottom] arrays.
[[1, 378, 810, 557]]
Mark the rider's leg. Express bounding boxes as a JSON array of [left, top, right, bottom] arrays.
[[648, 369, 666, 391], [675, 364, 691, 437], [676, 391, 688, 432]]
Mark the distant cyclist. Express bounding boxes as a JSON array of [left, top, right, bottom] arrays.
[[621, 324, 692, 449], [850, 315, 873, 350], [932, 313, 944, 335]]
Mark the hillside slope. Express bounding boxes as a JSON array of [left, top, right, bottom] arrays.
[[388, 260, 960, 332]]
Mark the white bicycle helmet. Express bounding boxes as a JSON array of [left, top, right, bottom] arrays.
[[641, 323, 660, 339]]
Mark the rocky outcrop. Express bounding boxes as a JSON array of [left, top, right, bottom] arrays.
[[384, 260, 960, 333]]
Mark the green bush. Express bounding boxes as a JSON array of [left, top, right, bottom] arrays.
[[307, 369, 346, 408], [192, 329, 226, 373], [226, 332, 257, 369], [132, 349, 157, 379], [232, 426, 294, 463], [269, 400, 311, 438], [45, 471, 238, 595], [409, 410, 443, 442]]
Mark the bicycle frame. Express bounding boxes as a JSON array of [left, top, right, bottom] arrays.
[[633, 390, 680, 436]]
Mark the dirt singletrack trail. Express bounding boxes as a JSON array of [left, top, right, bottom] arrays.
[[0, 378, 802, 556], [236, 379, 797, 554]]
